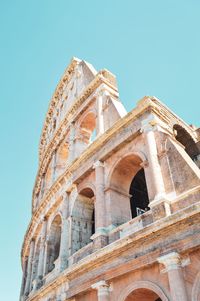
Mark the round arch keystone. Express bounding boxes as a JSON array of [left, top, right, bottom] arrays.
[[117, 280, 169, 301]]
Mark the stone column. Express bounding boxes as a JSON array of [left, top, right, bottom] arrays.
[[19, 256, 28, 300], [142, 118, 165, 201], [51, 151, 57, 183], [59, 196, 69, 271], [34, 218, 47, 289], [68, 122, 75, 163], [141, 117, 171, 219], [40, 174, 46, 198], [43, 237, 49, 276], [158, 252, 189, 301], [92, 161, 108, 249], [24, 239, 35, 296], [91, 281, 110, 301], [96, 91, 104, 136], [59, 217, 69, 270]]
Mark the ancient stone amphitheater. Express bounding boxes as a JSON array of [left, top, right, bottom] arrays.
[[20, 58, 200, 301]]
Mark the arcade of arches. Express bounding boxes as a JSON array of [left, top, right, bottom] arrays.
[[20, 57, 200, 301]]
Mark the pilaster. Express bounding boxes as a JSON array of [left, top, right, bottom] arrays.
[[141, 115, 171, 220], [59, 195, 69, 271], [92, 161, 108, 249], [19, 256, 28, 300], [34, 218, 47, 290], [158, 252, 189, 301], [24, 239, 35, 297], [68, 122, 76, 163]]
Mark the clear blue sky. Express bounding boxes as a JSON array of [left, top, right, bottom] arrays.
[[0, 1, 199, 300]]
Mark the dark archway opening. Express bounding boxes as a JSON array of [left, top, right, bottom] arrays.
[[81, 188, 95, 235], [173, 124, 199, 161], [46, 215, 61, 274], [129, 168, 150, 218], [80, 187, 95, 235]]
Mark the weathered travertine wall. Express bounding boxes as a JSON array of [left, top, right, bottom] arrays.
[[20, 58, 200, 301]]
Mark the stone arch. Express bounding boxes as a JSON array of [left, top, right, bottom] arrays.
[[107, 150, 147, 186], [173, 124, 199, 161], [77, 110, 97, 146], [117, 280, 169, 301], [77, 108, 97, 128], [107, 152, 149, 225], [192, 271, 200, 301], [172, 121, 197, 142], [44, 162, 52, 191], [47, 211, 63, 232], [55, 140, 69, 176], [45, 214, 62, 274], [77, 182, 96, 195], [70, 187, 95, 254]]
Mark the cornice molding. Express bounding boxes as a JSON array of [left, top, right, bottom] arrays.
[[39, 57, 80, 160]]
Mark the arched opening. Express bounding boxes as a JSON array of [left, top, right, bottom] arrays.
[[56, 141, 69, 176], [79, 112, 96, 145], [45, 215, 61, 274], [44, 163, 52, 191], [109, 154, 149, 225], [129, 168, 150, 218], [173, 124, 199, 161], [125, 288, 162, 301], [71, 188, 95, 254]]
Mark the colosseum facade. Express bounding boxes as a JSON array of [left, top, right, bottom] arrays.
[[20, 58, 200, 301]]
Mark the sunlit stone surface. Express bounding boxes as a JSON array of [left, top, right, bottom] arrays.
[[20, 58, 200, 301]]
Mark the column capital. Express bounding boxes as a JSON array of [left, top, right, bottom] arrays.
[[140, 115, 158, 133], [93, 160, 105, 169], [158, 252, 190, 273], [95, 86, 110, 98], [91, 280, 110, 296], [140, 160, 149, 168]]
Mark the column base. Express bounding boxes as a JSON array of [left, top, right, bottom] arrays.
[[150, 197, 171, 221], [91, 230, 108, 251], [33, 276, 43, 291], [60, 257, 68, 272]]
